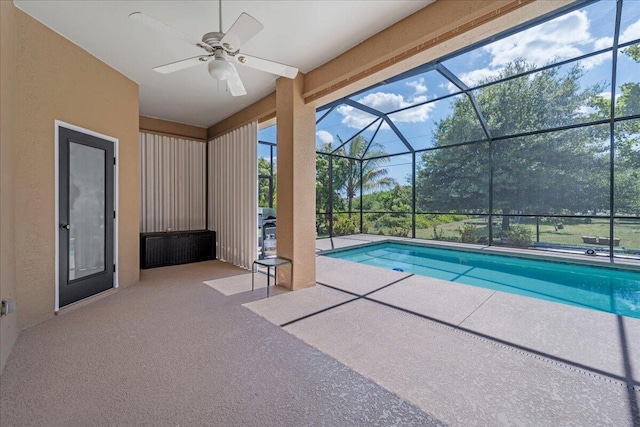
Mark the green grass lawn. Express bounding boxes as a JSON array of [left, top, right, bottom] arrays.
[[320, 214, 640, 255], [416, 218, 640, 252]]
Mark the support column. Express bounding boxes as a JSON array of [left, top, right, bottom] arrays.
[[276, 73, 316, 289]]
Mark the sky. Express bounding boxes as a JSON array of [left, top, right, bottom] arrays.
[[262, 0, 640, 186], [318, 0, 639, 149]]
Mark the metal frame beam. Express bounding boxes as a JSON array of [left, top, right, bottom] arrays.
[[330, 118, 379, 155], [609, 0, 624, 259], [342, 98, 414, 154], [311, 0, 638, 257]]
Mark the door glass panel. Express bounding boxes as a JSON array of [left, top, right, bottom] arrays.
[[69, 142, 105, 280]]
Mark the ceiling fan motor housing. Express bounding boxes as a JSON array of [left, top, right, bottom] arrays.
[[202, 32, 224, 49]]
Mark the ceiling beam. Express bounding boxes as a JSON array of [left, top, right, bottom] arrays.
[[140, 116, 207, 141]]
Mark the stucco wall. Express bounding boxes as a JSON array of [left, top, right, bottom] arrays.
[[13, 8, 140, 329], [1, 0, 20, 373]]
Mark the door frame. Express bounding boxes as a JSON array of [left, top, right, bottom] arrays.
[[54, 120, 119, 311]]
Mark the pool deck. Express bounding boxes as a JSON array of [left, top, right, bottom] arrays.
[[315, 234, 640, 270], [243, 234, 640, 426]]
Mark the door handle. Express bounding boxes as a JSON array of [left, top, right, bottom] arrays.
[[60, 224, 70, 230]]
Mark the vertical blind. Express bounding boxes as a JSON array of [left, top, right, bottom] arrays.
[[208, 121, 258, 269], [139, 132, 206, 233]]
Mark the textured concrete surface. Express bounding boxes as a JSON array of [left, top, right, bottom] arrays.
[[367, 275, 495, 325], [316, 256, 411, 295], [316, 237, 370, 252], [244, 285, 353, 326], [459, 291, 640, 379], [0, 260, 442, 427], [342, 234, 395, 242], [6, 239, 639, 426], [204, 272, 269, 296], [315, 234, 404, 252], [285, 299, 639, 426]]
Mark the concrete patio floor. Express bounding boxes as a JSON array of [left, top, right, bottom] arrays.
[[2, 235, 639, 425], [244, 234, 640, 425], [0, 260, 442, 427]]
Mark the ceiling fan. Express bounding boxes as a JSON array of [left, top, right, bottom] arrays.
[[129, 0, 298, 96]]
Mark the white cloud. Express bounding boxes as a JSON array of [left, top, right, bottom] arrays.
[[576, 105, 597, 116], [453, 68, 503, 89], [453, 10, 618, 88], [337, 91, 435, 129], [336, 105, 373, 129], [620, 19, 640, 44], [597, 91, 621, 100], [336, 105, 378, 129], [486, 11, 592, 69], [359, 92, 407, 112], [406, 78, 427, 95], [388, 101, 434, 124], [599, 91, 612, 100], [316, 130, 334, 144], [579, 51, 610, 69], [594, 36, 613, 50]]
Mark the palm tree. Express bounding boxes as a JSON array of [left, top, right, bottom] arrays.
[[335, 134, 396, 217]]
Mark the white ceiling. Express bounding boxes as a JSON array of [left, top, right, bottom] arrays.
[[14, 0, 433, 128]]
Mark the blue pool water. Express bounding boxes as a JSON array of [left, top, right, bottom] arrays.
[[324, 242, 640, 319]]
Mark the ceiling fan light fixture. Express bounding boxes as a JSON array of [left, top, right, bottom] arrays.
[[208, 58, 235, 80]]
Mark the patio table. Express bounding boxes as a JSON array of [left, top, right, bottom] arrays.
[[252, 257, 292, 297]]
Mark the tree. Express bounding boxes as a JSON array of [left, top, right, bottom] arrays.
[[613, 44, 640, 215], [258, 157, 276, 208], [315, 133, 397, 235], [615, 43, 640, 150], [416, 59, 609, 231], [359, 184, 412, 212], [315, 141, 351, 234], [315, 152, 347, 215], [333, 135, 395, 217], [587, 43, 640, 215], [358, 184, 413, 236]]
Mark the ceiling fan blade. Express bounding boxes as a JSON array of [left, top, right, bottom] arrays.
[[219, 13, 263, 52], [153, 55, 209, 74], [233, 54, 298, 79], [129, 12, 212, 53], [226, 64, 247, 96]]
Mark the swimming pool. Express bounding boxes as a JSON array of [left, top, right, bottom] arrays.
[[323, 242, 640, 319]]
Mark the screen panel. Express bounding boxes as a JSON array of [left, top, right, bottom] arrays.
[[492, 125, 610, 216]]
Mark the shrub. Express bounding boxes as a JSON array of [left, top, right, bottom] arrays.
[[458, 224, 477, 243], [333, 216, 358, 236], [501, 225, 532, 248], [431, 226, 445, 240]]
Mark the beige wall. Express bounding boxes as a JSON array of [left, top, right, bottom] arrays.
[[1, 0, 20, 374], [12, 7, 140, 329]]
